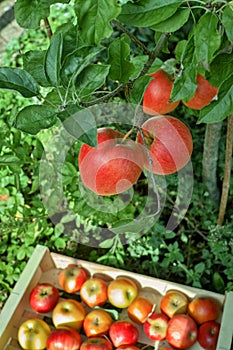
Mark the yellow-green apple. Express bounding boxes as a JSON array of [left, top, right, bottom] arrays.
[[58, 264, 88, 293], [143, 69, 180, 115], [80, 277, 108, 308], [198, 320, 220, 350], [188, 296, 221, 324], [109, 320, 139, 347], [83, 309, 113, 337], [47, 327, 82, 350], [127, 295, 153, 324], [18, 318, 51, 350], [143, 312, 169, 341], [160, 290, 189, 318], [166, 314, 198, 349], [137, 115, 193, 175], [29, 283, 59, 313], [78, 127, 145, 196], [107, 277, 138, 308], [80, 337, 113, 350], [182, 74, 218, 110], [52, 299, 86, 330]]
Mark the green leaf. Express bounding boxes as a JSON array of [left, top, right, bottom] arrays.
[[118, 0, 182, 27], [76, 64, 110, 99], [15, 105, 58, 134], [61, 46, 103, 87], [151, 7, 190, 32], [212, 272, 225, 294], [128, 75, 152, 104], [198, 75, 233, 124], [222, 5, 233, 44], [0, 155, 21, 166], [194, 13, 221, 70], [99, 238, 115, 248], [23, 50, 50, 87], [75, 0, 121, 44], [171, 64, 197, 102], [58, 104, 97, 146], [209, 53, 233, 87], [14, 0, 69, 28], [108, 35, 135, 83], [0, 68, 40, 97], [45, 33, 63, 86]]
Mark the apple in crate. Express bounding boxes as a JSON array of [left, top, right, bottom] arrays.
[[58, 264, 87, 293], [29, 283, 60, 313], [198, 320, 220, 350], [18, 318, 51, 350], [52, 299, 86, 330], [108, 277, 138, 308], [128, 295, 154, 324], [166, 314, 198, 349], [80, 277, 108, 307], [109, 320, 139, 347], [83, 309, 113, 336], [188, 296, 221, 324], [80, 337, 113, 350], [143, 313, 169, 341], [160, 290, 189, 318], [116, 346, 141, 350], [47, 327, 82, 350]]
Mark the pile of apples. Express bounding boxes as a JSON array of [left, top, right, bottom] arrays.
[[18, 264, 222, 350]]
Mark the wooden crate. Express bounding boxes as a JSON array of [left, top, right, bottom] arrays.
[[0, 245, 232, 350]]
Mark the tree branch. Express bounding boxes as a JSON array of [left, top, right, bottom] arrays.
[[44, 17, 53, 39]]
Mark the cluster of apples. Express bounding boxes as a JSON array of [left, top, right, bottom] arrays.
[[17, 264, 222, 350]]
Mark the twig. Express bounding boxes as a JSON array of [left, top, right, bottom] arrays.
[[111, 19, 151, 55], [217, 114, 233, 226], [44, 17, 53, 39], [82, 32, 170, 108]]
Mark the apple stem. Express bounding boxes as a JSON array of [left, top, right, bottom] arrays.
[[121, 127, 136, 142]]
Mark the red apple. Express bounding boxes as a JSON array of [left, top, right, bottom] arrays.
[[160, 290, 189, 318], [143, 312, 169, 341], [109, 320, 139, 347], [18, 318, 51, 350], [136, 115, 193, 175], [116, 346, 141, 350], [143, 69, 180, 115], [52, 299, 86, 330], [188, 296, 221, 324], [80, 337, 113, 350], [127, 295, 154, 324], [182, 73, 218, 110], [166, 314, 198, 349], [78, 127, 145, 196], [83, 309, 113, 337], [198, 320, 220, 350], [108, 277, 138, 308], [29, 283, 60, 313], [58, 264, 87, 293], [80, 277, 108, 308], [47, 327, 82, 350]]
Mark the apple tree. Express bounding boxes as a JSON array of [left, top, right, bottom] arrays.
[[0, 0, 232, 228]]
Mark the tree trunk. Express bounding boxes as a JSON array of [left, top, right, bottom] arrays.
[[202, 122, 223, 206]]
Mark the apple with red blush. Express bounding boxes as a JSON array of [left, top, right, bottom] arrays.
[[80, 277, 108, 308], [58, 264, 87, 293], [143, 312, 169, 341], [109, 320, 139, 347], [160, 290, 189, 319], [29, 283, 59, 313]]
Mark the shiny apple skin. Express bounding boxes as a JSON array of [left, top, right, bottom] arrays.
[[166, 314, 198, 349], [52, 299, 86, 330], [198, 320, 220, 350], [58, 264, 87, 293], [29, 283, 60, 313], [128, 296, 153, 324], [108, 277, 138, 308], [47, 327, 82, 350], [143, 69, 180, 115], [188, 296, 221, 324], [160, 290, 189, 318], [80, 337, 113, 350], [83, 309, 113, 336], [109, 320, 139, 347], [143, 313, 169, 341], [137, 115, 193, 175], [18, 318, 51, 350], [80, 277, 108, 308]]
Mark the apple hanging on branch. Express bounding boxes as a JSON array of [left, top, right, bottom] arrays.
[[78, 128, 145, 196], [137, 115, 193, 175]]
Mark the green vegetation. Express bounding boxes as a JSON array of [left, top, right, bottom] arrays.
[[0, 0, 233, 309]]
